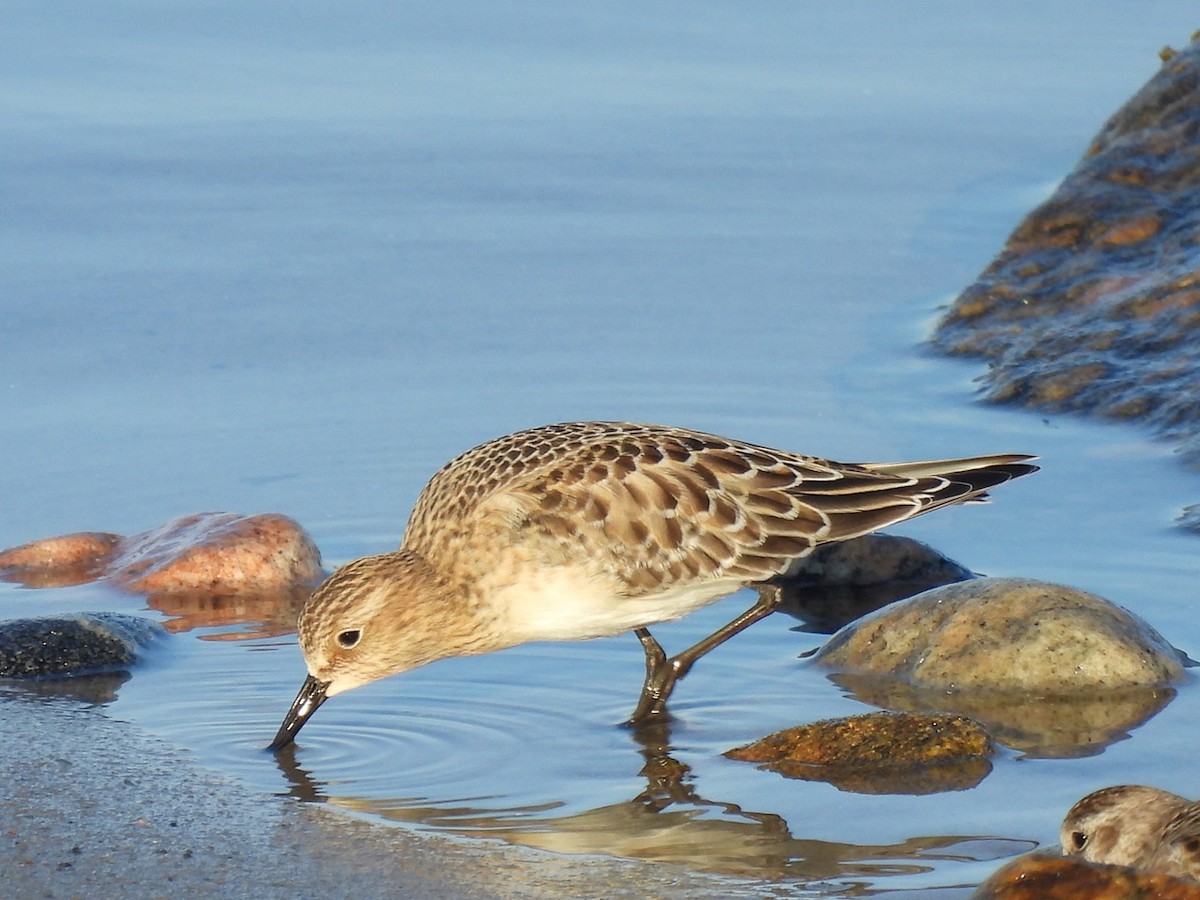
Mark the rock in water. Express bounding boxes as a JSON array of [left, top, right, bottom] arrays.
[[0, 613, 165, 678], [725, 711, 993, 795], [972, 853, 1200, 899], [931, 34, 1200, 479], [810, 577, 1190, 756], [812, 577, 1188, 691]]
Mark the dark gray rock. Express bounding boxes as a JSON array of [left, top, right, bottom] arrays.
[[779, 534, 974, 632], [0, 613, 164, 679]]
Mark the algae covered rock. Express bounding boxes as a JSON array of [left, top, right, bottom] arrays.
[[931, 34, 1200, 465], [725, 711, 992, 795]]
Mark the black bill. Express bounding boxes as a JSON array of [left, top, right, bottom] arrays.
[[267, 674, 331, 751]]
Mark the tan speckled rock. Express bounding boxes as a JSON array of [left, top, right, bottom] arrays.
[[972, 853, 1200, 899], [812, 577, 1188, 691]]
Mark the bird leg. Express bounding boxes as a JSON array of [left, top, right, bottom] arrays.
[[635, 626, 667, 681], [627, 583, 784, 724]]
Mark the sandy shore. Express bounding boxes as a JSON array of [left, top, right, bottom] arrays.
[[0, 692, 747, 899]]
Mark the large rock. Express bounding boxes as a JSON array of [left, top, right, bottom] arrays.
[[810, 578, 1190, 756], [813, 577, 1187, 690], [930, 35, 1200, 470]]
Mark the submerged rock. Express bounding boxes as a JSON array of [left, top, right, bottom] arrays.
[[105, 512, 322, 596], [930, 34, 1200, 474], [0, 613, 164, 679], [724, 711, 992, 795], [778, 534, 974, 632], [0, 512, 322, 597], [0, 532, 122, 587], [828, 674, 1174, 758], [0, 513, 321, 639], [810, 578, 1190, 756], [972, 853, 1200, 899]]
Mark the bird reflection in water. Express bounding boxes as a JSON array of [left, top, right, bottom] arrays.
[[270, 716, 1033, 884]]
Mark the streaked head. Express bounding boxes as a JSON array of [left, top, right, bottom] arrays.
[[267, 550, 455, 750], [1061, 785, 1188, 867]]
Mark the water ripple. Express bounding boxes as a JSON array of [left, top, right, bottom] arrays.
[[118, 637, 628, 814]]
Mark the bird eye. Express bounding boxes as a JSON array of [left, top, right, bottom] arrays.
[[336, 629, 362, 649], [1070, 831, 1088, 852]]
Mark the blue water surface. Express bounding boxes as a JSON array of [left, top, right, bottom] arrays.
[[3, 3, 1200, 895]]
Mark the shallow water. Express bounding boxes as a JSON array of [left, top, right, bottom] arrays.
[[4, 3, 1200, 895]]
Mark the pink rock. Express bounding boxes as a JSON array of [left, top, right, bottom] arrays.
[[0, 532, 122, 587], [0, 513, 322, 597], [0, 513, 324, 639], [107, 512, 322, 596]]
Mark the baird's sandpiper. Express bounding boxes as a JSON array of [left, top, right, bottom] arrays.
[[269, 421, 1036, 749], [1062, 785, 1200, 880]]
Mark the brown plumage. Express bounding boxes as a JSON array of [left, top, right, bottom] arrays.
[[269, 422, 1036, 749]]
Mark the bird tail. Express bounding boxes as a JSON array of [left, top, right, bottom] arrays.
[[793, 454, 1039, 544], [858, 454, 1039, 508]]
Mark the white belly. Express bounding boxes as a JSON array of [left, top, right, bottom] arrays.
[[490, 565, 745, 644]]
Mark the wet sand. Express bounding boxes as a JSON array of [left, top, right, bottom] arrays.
[[0, 695, 747, 899]]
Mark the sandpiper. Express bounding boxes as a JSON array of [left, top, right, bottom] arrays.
[[269, 421, 1036, 749], [1062, 785, 1200, 880]]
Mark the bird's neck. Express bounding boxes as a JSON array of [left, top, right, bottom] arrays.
[[384, 547, 510, 659]]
